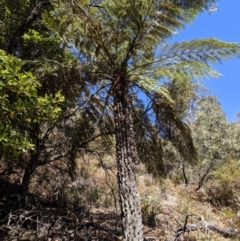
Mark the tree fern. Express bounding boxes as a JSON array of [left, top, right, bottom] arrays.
[[47, 0, 240, 239]]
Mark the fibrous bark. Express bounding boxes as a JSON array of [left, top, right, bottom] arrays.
[[113, 76, 143, 241]]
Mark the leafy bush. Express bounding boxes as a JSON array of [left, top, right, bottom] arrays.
[[206, 158, 240, 209], [0, 50, 64, 157]]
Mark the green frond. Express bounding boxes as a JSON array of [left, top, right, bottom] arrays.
[[156, 61, 221, 80], [156, 38, 240, 65], [49, 0, 198, 71], [137, 77, 174, 103], [152, 93, 198, 163], [131, 38, 239, 93], [47, 0, 240, 176], [133, 102, 165, 176]]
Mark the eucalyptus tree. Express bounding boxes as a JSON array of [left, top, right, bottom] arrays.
[[190, 95, 240, 189], [47, 0, 240, 239]]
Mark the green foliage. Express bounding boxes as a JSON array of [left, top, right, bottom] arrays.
[[0, 0, 87, 161], [192, 96, 230, 164], [0, 0, 32, 48], [207, 158, 240, 209], [47, 0, 240, 177], [141, 193, 161, 227], [185, 93, 240, 190], [0, 0, 82, 99], [0, 50, 64, 157], [191, 95, 240, 175], [49, 0, 235, 80]]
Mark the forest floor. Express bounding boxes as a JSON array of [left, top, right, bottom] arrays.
[[0, 157, 239, 241]]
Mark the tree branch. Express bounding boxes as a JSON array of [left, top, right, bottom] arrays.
[[174, 215, 240, 240], [7, 0, 51, 55]]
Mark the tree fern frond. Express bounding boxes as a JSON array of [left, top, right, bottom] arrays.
[[129, 39, 239, 87], [133, 102, 165, 176], [152, 93, 198, 163], [156, 38, 240, 64], [137, 76, 174, 103]]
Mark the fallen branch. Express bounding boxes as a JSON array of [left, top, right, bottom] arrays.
[[199, 216, 240, 238], [174, 215, 240, 240]]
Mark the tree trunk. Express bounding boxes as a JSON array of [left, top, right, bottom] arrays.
[[20, 151, 38, 205], [21, 165, 33, 203], [113, 76, 143, 241], [7, 0, 51, 55]]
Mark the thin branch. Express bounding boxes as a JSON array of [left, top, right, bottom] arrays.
[[195, 163, 214, 191], [40, 82, 112, 144], [7, 0, 51, 55]]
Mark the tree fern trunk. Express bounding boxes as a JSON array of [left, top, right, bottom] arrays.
[[113, 76, 143, 241]]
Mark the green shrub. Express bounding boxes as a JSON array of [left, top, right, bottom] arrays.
[[207, 158, 240, 209], [141, 194, 161, 228]]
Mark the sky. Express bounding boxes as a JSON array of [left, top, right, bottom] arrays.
[[170, 0, 240, 121]]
